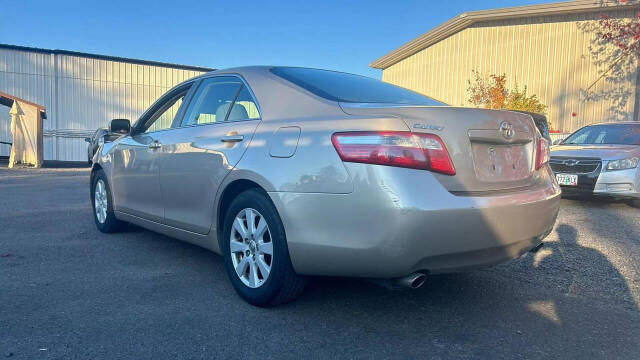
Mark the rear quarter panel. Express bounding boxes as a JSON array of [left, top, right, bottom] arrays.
[[234, 115, 412, 193], [218, 115, 411, 240]]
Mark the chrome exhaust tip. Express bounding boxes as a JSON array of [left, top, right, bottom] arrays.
[[395, 272, 427, 289], [366, 272, 428, 290]]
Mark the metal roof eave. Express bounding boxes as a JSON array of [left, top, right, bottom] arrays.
[[370, 0, 640, 70], [0, 43, 215, 72]]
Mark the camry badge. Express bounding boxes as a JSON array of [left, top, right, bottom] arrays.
[[413, 123, 444, 131], [499, 121, 515, 139]]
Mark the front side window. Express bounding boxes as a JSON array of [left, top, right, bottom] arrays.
[[563, 124, 640, 145], [141, 85, 191, 133], [271, 67, 445, 105], [181, 77, 259, 127]]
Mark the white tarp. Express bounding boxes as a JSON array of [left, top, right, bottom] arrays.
[[8, 100, 42, 168]]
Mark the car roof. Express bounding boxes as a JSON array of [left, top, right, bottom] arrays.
[[194, 65, 388, 81]]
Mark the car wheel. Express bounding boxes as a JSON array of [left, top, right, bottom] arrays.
[[92, 170, 126, 233], [222, 189, 307, 306]]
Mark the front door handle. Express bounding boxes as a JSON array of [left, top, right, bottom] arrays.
[[220, 135, 244, 143], [148, 140, 162, 149]]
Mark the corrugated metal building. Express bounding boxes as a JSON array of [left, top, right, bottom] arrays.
[[0, 44, 212, 162], [371, 0, 640, 132]]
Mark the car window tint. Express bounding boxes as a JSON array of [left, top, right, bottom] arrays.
[[145, 91, 188, 133], [564, 124, 640, 145], [566, 131, 589, 144], [227, 85, 261, 121], [181, 77, 243, 126], [271, 67, 445, 105]]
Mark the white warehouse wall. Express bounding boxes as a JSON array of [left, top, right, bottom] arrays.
[[0, 45, 211, 161]]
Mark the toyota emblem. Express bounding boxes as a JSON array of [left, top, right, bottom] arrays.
[[499, 121, 515, 139]]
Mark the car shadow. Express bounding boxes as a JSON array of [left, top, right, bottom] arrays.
[[278, 223, 638, 357], [107, 216, 639, 358]]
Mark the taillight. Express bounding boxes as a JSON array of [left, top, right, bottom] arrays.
[[331, 131, 456, 175], [535, 137, 550, 170]]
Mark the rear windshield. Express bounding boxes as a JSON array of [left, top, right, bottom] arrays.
[[563, 124, 640, 145], [271, 67, 445, 105]]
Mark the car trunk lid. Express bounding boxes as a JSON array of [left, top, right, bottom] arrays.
[[340, 104, 539, 193]]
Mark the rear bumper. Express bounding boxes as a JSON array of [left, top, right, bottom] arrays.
[[269, 164, 561, 278]]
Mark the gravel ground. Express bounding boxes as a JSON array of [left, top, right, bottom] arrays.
[[1, 166, 639, 359]]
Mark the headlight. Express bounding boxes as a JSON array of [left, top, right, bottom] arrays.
[[606, 157, 639, 171]]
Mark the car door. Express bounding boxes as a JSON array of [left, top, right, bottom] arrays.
[[152, 76, 261, 234], [111, 82, 194, 222]]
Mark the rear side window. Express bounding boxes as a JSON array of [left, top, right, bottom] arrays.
[[181, 77, 261, 126], [181, 77, 243, 126], [228, 86, 261, 121], [271, 67, 445, 105]]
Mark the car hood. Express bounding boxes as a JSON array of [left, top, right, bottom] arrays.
[[550, 144, 640, 160]]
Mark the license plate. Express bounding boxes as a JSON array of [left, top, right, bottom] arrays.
[[556, 174, 578, 186], [471, 143, 529, 182]]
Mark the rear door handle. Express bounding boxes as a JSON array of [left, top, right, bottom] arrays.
[[148, 140, 162, 149], [220, 135, 244, 143]]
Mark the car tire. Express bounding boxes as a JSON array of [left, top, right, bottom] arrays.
[[222, 189, 307, 306], [91, 169, 126, 233]]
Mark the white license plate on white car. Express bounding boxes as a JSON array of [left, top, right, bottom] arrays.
[[556, 174, 578, 186]]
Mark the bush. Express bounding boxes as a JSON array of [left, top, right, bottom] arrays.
[[467, 71, 547, 115], [505, 84, 547, 115], [467, 70, 507, 110]]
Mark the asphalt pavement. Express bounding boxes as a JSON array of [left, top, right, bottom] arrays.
[[1, 166, 639, 359]]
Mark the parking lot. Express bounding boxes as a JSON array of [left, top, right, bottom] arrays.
[[1, 166, 639, 359]]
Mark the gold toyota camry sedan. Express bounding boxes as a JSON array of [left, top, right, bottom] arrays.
[[90, 67, 560, 306]]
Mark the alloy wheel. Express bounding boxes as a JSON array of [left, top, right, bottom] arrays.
[[229, 208, 273, 288], [94, 179, 108, 224]]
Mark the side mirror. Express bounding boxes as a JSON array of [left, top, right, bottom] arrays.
[[84, 137, 91, 143], [109, 118, 131, 135], [552, 139, 563, 145]]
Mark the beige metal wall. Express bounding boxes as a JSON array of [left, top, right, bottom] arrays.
[[381, 9, 639, 132]]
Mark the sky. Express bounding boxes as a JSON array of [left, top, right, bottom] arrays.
[[1, 0, 560, 78]]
